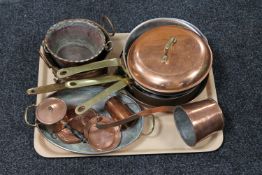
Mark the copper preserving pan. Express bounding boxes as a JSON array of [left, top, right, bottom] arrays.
[[45, 18, 213, 115]]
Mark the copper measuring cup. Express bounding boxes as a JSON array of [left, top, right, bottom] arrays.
[[173, 98, 224, 146]]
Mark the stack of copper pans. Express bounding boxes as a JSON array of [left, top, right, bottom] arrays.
[[121, 18, 212, 106]]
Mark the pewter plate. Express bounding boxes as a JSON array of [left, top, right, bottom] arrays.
[[37, 86, 144, 155]]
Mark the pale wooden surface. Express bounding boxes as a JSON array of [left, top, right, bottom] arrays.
[[34, 33, 223, 158]]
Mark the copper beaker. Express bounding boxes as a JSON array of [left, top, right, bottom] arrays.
[[174, 98, 224, 146]]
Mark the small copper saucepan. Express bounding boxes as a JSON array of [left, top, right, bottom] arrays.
[[24, 97, 68, 132], [47, 18, 213, 115]]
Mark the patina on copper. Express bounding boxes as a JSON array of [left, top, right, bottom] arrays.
[[84, 116, 121, 151], [174, 98, 224, 146], [56, 128, 81, 144], [68, 108, 99, 133], [105, 96, 136, 129], [127, 25, 212, 94]]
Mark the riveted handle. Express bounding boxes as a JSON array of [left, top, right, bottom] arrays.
[[24, 104, 37, 127], [56, 58, 122, 79], [161, 37, 177, 64], [65, 75, 123, 89], [75, 78, 129, 115]]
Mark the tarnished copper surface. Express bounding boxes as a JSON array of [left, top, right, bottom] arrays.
[[174, 98, 224, 146], [68, 108, 99, 133], [36, 97, 67, 125], [127, 25, 212, 93], [105, 96, 135, 129], [56, 128, 81, 144], [84, 116, 121, 151]]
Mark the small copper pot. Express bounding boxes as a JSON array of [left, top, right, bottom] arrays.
[[173, 98, 224, 146], [24, 97, 69, 133]]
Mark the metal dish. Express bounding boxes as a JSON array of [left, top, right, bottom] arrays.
[[27, 86, 144, 155]]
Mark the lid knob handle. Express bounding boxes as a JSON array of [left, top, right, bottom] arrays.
[[161, 37, 177, 64]]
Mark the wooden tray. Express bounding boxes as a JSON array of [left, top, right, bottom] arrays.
[[34, 33, 223, 157]]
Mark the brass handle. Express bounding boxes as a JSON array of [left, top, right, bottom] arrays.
[[24, 104, 37, 127], [101, 15, 115, 37], [56, 58, 122, 79], [27, 83, 66, 95], [27, 75, 124, 95], [161, 37, 177, 63], [75, 78, 129, 115], [65, 75, 123, 88]]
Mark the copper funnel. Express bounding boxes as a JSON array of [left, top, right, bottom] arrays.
[[174, 98, 224, 146]]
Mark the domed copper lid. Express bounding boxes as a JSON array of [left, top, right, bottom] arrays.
[[127, 25, 212, 93], [36, 97, 67, 125]]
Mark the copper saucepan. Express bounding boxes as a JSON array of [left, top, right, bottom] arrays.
[[24, 98, 68, 132]]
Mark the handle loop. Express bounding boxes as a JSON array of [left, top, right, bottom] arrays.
[[24, 104, 37, 127], [100, 16, 115, 37]]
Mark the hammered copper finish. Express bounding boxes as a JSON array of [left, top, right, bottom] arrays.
[[84, 116, 121, 151], [36, 97, 67, 125], [68, 108, 99, 133], [105, 96, 135, 129], [56, 128, 81, 144], [174, 98, 224, 146], [127, 25, 212, 93]]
